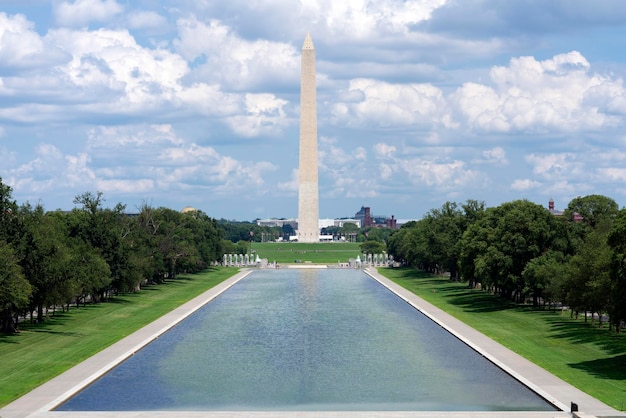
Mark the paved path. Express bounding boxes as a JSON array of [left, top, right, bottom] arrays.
[[1, 267, 623, 418]]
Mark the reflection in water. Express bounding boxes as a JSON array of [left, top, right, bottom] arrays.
[[57, 269, 557, 412]]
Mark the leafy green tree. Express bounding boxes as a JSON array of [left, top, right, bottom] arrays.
[[218, 219, 280, 243], [362, 226, 392, 243], [221, 239, 236, 255], [423, 202, 464, 278], [459, 200, 560, 301], [564, 221, 612, 324], [459, 224, 484, 289], [0, 178, 18, 243], [69, 192, 134, 294], [607, 209, 626, 332], [339, 222, 360, 242], [386, 223, 411, 265], [565, 194, 618, 229], [234, 240, 250, 255], [389, 220, 433, 270], [17, 204, 72, 322], [68, 242, 112, 305], [522, 250, 568, 307], [0, 241, 31, 333], [179, 210, 223, 268], [360, 240, 386, 255]]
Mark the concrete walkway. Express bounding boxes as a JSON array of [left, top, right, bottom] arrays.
[[1, 267, 623, 418]]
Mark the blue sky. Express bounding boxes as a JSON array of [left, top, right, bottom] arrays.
[[1, 0, 626, 221]]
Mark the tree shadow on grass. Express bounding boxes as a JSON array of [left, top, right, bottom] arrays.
[[390, 268, 513, 313], [0, 332, 20, 344], [545, 316, 626, 357], [446, 291, 515, 313], [569, 353, 626, 381]]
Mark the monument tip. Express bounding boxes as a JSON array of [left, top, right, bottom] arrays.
[[303, 32, 314, 50]]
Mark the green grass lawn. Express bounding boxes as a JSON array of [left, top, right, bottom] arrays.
[[0, 267, 235, 407], [251, 241, 362, 264], [379, 267, 626, 411]]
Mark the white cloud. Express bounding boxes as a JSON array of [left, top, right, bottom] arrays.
[[6, 144, 96, 195], [52, 28, 187, 107], [332, 78, 452, 129], [277, 169, 299, 193], [511, 178, 541, 191], [480, 146, 508, 165], [88, 124, 183, 149], [174, 18, 299, 91], [157, 143, 277, 192], [525, 153, 581, 179], [84, 125, 279, 196], [374, 143, 396, 158], [300, 0, 447, 39], [225, 93, 289, 137], [95, 179, 154, 194], [595, 149, 626, 162], [126, 11, 167, 30], [452, 51, 624, 132], [597, 168, 626, 182], [0, 13, 66, 70], [55, 0, 123, 27], [543, 180, 583, 198], [400, 159, 479, 188]]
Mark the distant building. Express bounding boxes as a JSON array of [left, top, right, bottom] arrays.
[[334, 218, 361, 228], [256, 218, 298, 228], [354, 206, 398, 229], [548, 198, 583, 222], [355, 206, 374, 227]]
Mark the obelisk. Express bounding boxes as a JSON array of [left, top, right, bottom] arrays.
[[297, 33, 319, 242]]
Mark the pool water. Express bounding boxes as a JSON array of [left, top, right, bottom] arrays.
[[57, 269, 557, 411]]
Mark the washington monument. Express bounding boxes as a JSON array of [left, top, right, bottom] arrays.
[[297, 33, 319, 242]]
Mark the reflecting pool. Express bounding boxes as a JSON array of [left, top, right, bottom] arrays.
[[57, 269, 557, 411]]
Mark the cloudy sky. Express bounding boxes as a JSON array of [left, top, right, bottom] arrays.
[[1, 0, 626, 221]]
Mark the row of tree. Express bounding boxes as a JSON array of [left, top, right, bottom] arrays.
[[0, 180, 224, 333], [386, 196, 626, 332]]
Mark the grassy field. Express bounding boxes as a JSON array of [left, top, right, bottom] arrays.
[[0, 267, 235, 407], [379, 267, 626, 411], [251, 241, 362, 264]]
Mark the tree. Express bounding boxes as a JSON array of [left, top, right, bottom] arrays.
[[362, 226, 392, 243], [360, 240, 386, 256], [459, 200, 560, 301], [339, 222, 360, 241], [607, 209, 626, 332], [17, 204, 72, 323], [69, 192, 133, 293], [565, 194, 618, 229], [0, 241, 31, 333], [564, 221, 612, 324], [522, 251, 568, 307], [423, 202, 464, 278], [0, 178, 19, 243]]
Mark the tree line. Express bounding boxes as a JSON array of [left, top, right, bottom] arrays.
[[0, 180, 224, 333], [386, 196, 626, 332]]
